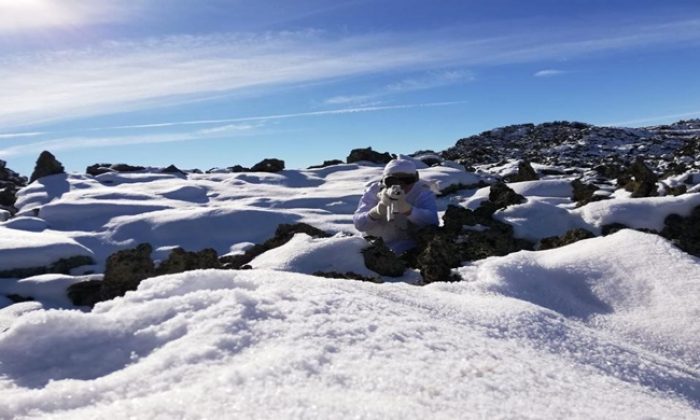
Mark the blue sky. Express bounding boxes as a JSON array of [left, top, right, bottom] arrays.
[[1, 0, 699, 176]]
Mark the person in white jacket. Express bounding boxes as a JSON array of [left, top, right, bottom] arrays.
[[353, 157, 439, 254]]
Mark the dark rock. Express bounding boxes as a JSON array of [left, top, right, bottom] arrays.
[[571, 179, 607, 207], [30, 151, 65, 183], [87, 163, 145, 176], [250, 158, 285, 173], [0, 184, 18, 207], [619, 158, 658, 198], [161, 164, 186, 175], [442, 205, 477, 234], [66, 280, 103, 307], [100, 243, 156, 301], [157, 248, 221, 274], [5, 294, 34, 303], [361, 237, 406, 277], [667, 184, 688, 196], [307, 159, 344, 169], [539, 228, 596, 250], [489, 182, 526, 209], [312, 271, 380, 282], [504, 160, 539, 182], [458, 221, 534, 261], [220, 223, 330, 269], [417, 234, 462, 283], [0, 255, 95, 279], [601, 223, 629, 236], [661, 206, 700, 257], [229, 165, 249, 173], [346, 147, 393, 165]]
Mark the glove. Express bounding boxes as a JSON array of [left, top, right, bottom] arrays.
[[381, 186, 412, 220], [368, 202, 388, 221]]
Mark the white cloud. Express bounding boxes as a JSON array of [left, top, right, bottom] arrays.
[[602, 110, 700, 127], [0, 0, 137, 32], [534, 69, 565, 77], [0, 101, 464, 158], [1, 19, 699, 128], [325, 70, 474, 105]]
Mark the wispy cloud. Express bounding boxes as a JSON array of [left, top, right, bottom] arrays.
[[1, 19, 699, 128], [534, 69, 565, 77], [0, 1, 138, 32], [602, 110, 700, 127], [0, 101, 465, 158], [0, 131, 45, 140], [325, 70, 474, 105]]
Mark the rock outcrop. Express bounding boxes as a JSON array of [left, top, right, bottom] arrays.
[[361, 237, 406, 277], [346, 147, 393, 164], [86, 163, 145, 176], [30, 151, 64, 183], [219, 223, 331, 269], [539, 228, 596, 250], [157, 248, 221, 274], [99, 243, 156, 301], [250, 158, 285, 173], [0, 160, 27, 215], [661, 205, 700, 257]]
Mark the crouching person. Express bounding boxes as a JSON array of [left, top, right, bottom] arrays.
[[353, 157, 439, 254]]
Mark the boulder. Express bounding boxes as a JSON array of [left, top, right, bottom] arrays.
[[307, 159, 344, 169], [100, 243, 156, 301], [504, 160, 539, 182], [250, 158, 285, 173], [539, 228, 596, 250], [416, 234, 462, 283], [66, 280, 103, 307], [661, 206, 700, 257], [156, 248, 221, 274], [571, 179, 607, 207], [346, 147, 393, 164], [30, 151, 64, 183], [361, 237, 406, 277], [442, 205, 478, 234], [312, 271, 379, 282], [87, 163, 145, 176], [0, 255, 94, 279], [619, 158, 658, 198], [220, 223, 330, 269], [488, 182, 526, 209], [161, 164, 186, 175]]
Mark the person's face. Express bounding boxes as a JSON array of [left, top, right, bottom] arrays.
[[384, 174, 417, 193]]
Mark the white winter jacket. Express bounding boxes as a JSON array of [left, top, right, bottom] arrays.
[[353, 180, 439, 253]]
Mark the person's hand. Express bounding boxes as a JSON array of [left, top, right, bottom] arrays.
[[368, 202, 388, 221], [392, 193, 412, 215], [382, 186, 412, 217]]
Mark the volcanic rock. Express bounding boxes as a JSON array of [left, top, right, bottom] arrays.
[[308, 159, 344, 169], [346, 147, 393, 165], [250, 158, 285, 173], [157, 248, 221, 274], [416, 234, 462, 283], [489, 182, 526, 209], [619, 158, 658, 198], [539, 228, 596, 250], [220, 223, 330, 269], [361, 237, 406, 277], [99, 243, 156, 301], [504, 160, 539, 182], [661, 206, 700, 257], [312, 271, 379, 282], [30, 151, 65, 183], [571, 179, 607, 207]]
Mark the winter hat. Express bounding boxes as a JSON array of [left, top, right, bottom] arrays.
[[383, 157, 418, 177]]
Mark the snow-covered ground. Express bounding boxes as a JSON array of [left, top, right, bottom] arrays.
[[1, 160, 699, 418]]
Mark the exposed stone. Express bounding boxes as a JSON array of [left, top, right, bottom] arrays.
[[87, 163, 145, 176], [539, 228, 596, 250], [66, 280, 103, 307], [0, 255, 95, 279], [157, 248, 221, 274], [438, 180, 489, 197], [571, 179, 607, 207], [5, 294, 34, 303], [100, 243, 156, 301], [416, 234, 462, 283], [312, 271, 380, 282], [228, 165, 249, 173], [250, 158, 285, 173], [488, 182, 526, 209], [504, 160, 539, 182], [220, 223, 330, 269], [457, 221, 534, 261], [361, 237, 406, 277], [161, 164, 186, 175], [601, 223, 629, 236], [307, 159, 344, 169], [346, 147, 393, 165], [619, 158, 658, 198], [661, 206, 700, 257], [442, 205, 477, 234], [30, 151, 65, 183]]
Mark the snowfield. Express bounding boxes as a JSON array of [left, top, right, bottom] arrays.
[[0, 160, 699, 418]]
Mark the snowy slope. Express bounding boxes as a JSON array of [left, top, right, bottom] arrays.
[[0, 160, 699, 418]]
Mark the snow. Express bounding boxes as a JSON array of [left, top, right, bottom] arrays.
[[0, 227, 94, 271], [0, 160, 699, 417]]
